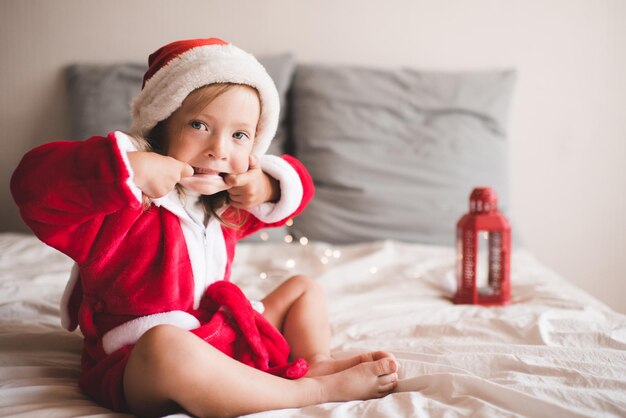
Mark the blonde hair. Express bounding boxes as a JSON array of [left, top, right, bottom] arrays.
[[129, 83, 261, 227]]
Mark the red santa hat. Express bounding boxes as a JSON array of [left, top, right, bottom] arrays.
[[131, 37, 279, 156]]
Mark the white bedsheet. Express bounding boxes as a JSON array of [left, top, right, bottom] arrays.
[[1, 233, 625, 417]]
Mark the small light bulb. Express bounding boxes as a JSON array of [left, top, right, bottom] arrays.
[[259, 232, 269, 241], [320, 256, 329, 265], [260, 272, 268, 279], [332, 250, 341, 258], [299, 237, 309, 246], [284, 235, 293, 243], [324, 249, 333, 257], [286, 219, 294, 226], [286, 259, 296, 269]]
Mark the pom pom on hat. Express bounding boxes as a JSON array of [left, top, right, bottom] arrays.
[[131, 38, 279, 156]]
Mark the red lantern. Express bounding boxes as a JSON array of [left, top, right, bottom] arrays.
[[455, 187, 511, 305]]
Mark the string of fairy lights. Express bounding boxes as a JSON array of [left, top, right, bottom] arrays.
[[253, 218, 380, 280]]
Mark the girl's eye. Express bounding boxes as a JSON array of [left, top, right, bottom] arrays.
[[190, 120, 208, 131], [233, 131, 250, 141]]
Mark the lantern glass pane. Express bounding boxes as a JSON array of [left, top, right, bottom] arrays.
[[476, 231, 491, 294]]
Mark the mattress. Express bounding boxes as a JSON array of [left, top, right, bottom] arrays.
[[1, 232, 625, 417]]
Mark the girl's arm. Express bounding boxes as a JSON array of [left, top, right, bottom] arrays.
[[225, 154, 315, 239], [11, 132, 144, 262]]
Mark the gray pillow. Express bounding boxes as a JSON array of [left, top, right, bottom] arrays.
[[65, 63, 145, 140], [290, 64, 516, 247], [65, 53, 296, 155], [65, 54, 296, 243]]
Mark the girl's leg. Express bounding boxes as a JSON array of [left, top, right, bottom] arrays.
[[262, 275, 332, 362], [123, 324, 397, 418], [262, 275, 397, 376]]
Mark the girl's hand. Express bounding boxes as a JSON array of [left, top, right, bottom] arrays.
[[127, 151, 194, 198], [224, 155, 280, 209]]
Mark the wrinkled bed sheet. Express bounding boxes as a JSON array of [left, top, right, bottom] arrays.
[[1, 233, 625, 417]]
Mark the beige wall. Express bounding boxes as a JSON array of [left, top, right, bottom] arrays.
[[1, 0, 625, 312]]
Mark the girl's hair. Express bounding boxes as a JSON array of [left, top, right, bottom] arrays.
[[129, 83, 260, 227]]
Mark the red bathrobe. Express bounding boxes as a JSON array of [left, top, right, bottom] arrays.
[[11, 131, 314, 411]]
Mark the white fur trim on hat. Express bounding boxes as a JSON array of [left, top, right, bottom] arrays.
[[131, 43, 279, 156]]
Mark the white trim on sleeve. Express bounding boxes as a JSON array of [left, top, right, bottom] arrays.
[[112, 131, 142, 203], [60, 263, 80, 331]]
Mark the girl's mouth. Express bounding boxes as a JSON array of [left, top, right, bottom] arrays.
[[193, 166, 227, 178]]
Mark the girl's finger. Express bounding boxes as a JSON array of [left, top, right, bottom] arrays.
[[248, 154, 260, 170], [180, 163, 194, 178]]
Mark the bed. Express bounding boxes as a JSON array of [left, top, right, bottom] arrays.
[[2, 233, 626, 417], [2, 57, 626, 417]]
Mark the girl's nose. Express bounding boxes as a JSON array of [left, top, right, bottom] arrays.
[[205, 134, 228, 159]]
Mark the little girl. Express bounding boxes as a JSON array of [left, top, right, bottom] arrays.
[[11, 38, 398, 417]]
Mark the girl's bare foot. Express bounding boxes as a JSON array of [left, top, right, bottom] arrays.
[[306, 351, 397, 377], [312, 356, 399, 402]]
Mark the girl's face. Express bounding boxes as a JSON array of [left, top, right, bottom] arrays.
[[165, 85, 260, 195]]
